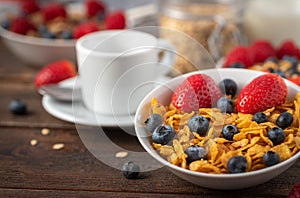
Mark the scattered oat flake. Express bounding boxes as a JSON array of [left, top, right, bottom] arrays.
[[115, 151, 128, 158], [52, 143, 64, 150], [41, 128, 50, 136], [30, 139, 38, 146]]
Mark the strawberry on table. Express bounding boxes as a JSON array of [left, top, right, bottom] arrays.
[[105, 11, 126, 30], [171, 74, 222, 113], [236, 73, 287, 114], [34, 60, 77, 88]]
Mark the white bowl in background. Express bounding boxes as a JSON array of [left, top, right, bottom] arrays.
[[135, 68, 300, 190]]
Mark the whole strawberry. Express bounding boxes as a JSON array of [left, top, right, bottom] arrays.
[[248, 40, 276, 63], [172, 74, 222, 112], [277, 40, 299, 59], [289, 183, 300, 198], [236, 73, 287, 114], [34, 60, 77, 88], [223, 46, 254, 68], [105, 11, 126, 29]]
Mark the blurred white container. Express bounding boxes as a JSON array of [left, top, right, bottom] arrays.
[[243, 0, 300, 46]]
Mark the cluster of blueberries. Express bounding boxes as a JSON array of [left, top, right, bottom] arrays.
[[144, 78, 294, 174]]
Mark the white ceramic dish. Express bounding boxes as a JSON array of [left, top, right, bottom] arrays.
[[135, 68, 300, 190]]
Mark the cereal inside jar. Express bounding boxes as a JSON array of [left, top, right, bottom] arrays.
[[157, 0, 246, 75]]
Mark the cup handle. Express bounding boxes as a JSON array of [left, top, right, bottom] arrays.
[[207, 15, 245, 60], [156, 38, 176, 76]]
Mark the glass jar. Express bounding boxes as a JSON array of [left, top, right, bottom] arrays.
[[157, 0, 245, 75]]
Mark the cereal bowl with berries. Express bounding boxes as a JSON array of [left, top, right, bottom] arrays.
[[0, 1, 126, 67], [135, 68, 300, 190]]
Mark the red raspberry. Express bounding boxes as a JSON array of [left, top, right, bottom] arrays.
[[85, 0, 106, 17], [248, 40, 276, 63], [73, 22, 99, 39], [289, 183, 300, 198], [277, 40, 299, 59], [105, 11, 126, 30], [10, 17, 36, 35], [171, 74, 222, 112], [20, 0, 40, 14], [223, 46, 254, 68], [42, 3, 67, 22]]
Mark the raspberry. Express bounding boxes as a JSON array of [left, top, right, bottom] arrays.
[[10, 17, 36, 35], [105, 11, 126, 29], [20, 0, 40, 15], [289, 183, 300, 198], [248, 40, 276, 63], [223, 46, 254, 68], [277, 40, 299, 59], [73, 22, 99, 39]]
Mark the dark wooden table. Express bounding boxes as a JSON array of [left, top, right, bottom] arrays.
[[0, 39, 299, 197]]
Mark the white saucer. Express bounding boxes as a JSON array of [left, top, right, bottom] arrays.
[[41, 76, 171, 127], [42, 95, 135, 127]]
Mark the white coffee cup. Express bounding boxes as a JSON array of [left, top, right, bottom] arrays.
[[76, 30, 175, 116]]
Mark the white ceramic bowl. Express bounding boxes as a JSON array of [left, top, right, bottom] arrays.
[[135, 68, 300, 190]]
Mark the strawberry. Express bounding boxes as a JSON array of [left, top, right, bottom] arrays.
[[85, 0, 105, 18], [277, 40, 299, 59], [289, 183, 300, 198], [223, 46, 254, 68], [73, 22, 99, 39], [34, 60, 77, 88], [105, 11, 126, 29], [10, 17, 36, 35], [248, 40, 276, 63], [236, 73, 287, 114], [42, 3, 67, 22], [171, 74, 222, 112], [20, 0, 40, 15]]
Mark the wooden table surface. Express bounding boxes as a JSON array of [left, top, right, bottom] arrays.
[[0, 39, 299, 197]]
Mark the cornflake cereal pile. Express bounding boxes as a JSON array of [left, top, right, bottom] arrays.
[[147, 94, 300, 174]]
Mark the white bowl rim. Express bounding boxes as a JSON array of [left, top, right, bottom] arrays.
[[0, 25, 76, 47], [135, 68, 300, 179]]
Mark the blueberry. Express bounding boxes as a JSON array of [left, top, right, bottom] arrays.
[[1, 19, 10, 29], [122, 161, 140, 179], [144, 113, 163, 132], [61, 31, 73, 39], [276, 112, 293, 129], [264, 56, 278, 64], [188, 115, 210, 136], [9, 99, 27, 115], [219, 79, 237, 97], [184, 145, 207, 164], [152, 125, 175, 145], [42, 32, 56, 39], [217, 97, 234, 113], [222, 124, 239, 140], [283, 55, 298, 68], [227, 156, 248, 173], [262, 151, 280, 167], [274, 71, 286, 78], [229, 62, 245, 68], [37, 25, 48, 35], [253, 112, 268, 124], [267, 128, 286, 145], [97, 12, 106, 21]]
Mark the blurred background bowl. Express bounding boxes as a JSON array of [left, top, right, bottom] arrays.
[[135, 68, 300, 190]]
